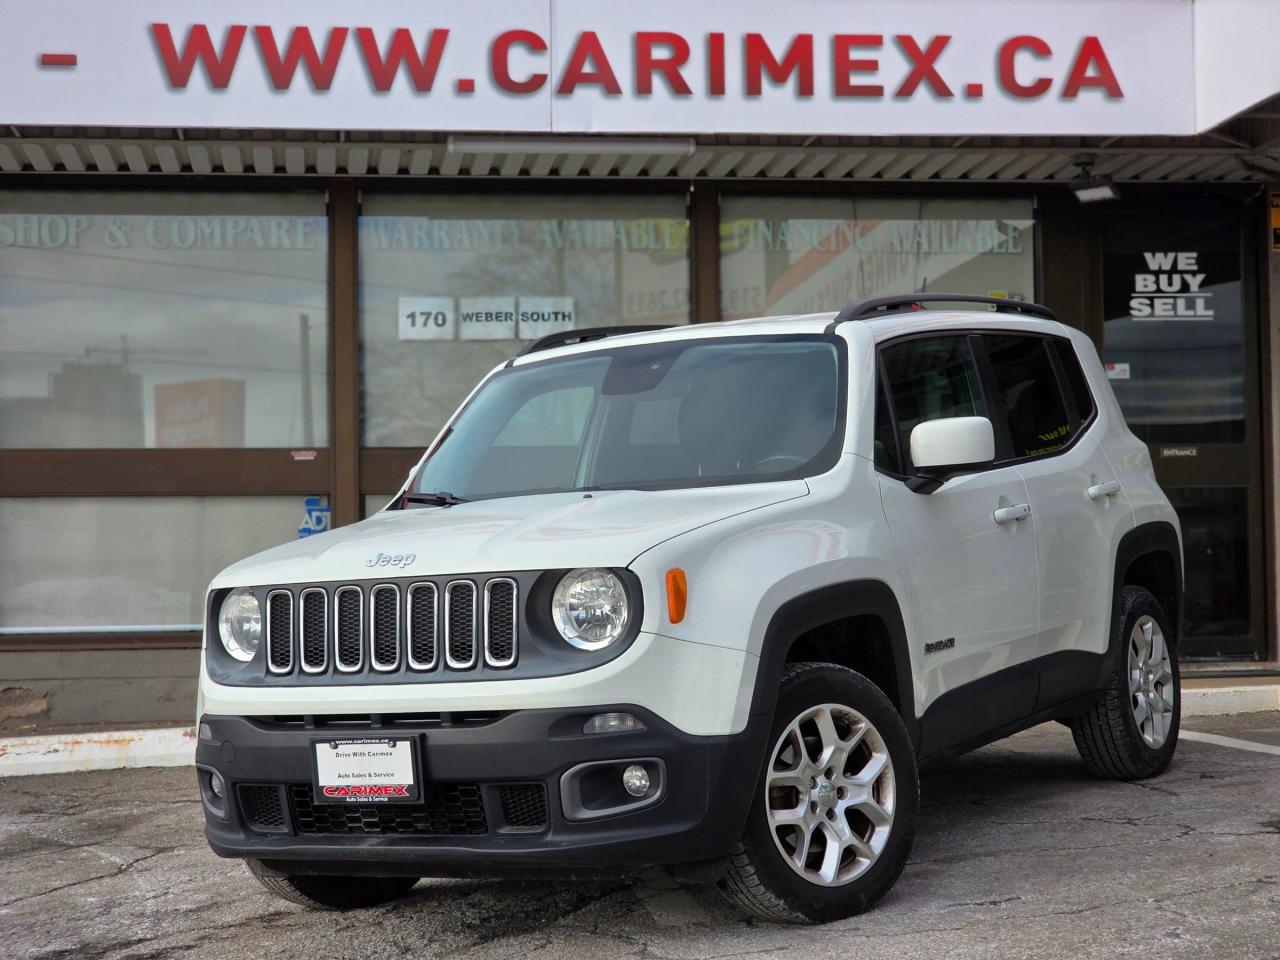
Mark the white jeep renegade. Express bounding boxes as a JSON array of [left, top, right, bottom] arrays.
[[197, 294, 1182, 923]]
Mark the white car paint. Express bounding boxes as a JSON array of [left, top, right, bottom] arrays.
[[200, 309, 1180, 739]]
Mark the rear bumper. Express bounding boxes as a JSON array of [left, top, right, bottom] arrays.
[[197, 706, 770, 877]]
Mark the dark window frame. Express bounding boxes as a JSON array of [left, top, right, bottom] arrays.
[[873, 327, 1099, 483]]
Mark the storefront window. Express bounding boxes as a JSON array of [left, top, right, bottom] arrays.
[[0, 192, 329, 449], [0, 497, 305, 633], [358, 194, 691, 448], [1102, 212, 1245, 444], [719, 197, 1035, 319]]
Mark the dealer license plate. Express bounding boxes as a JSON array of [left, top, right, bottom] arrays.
[[313, 737, 419, 803]]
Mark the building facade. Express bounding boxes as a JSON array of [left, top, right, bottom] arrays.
[[1, 0, 1278, 729]]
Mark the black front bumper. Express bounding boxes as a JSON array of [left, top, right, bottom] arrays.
[[197, 706, 769, 878]]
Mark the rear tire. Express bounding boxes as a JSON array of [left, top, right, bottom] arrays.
[[1070, 586, 1179, 780], [248, 860, 419, 910], [717, 662, 918, 924]]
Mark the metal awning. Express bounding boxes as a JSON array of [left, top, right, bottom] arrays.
[[3, 96, 1277, 183]]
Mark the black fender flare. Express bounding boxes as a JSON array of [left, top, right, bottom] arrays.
[[1107, 520, 1184, 665], [747, 579, 918, 751]]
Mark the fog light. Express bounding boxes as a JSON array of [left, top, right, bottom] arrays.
[[209, 770, 225, 799], [622, 764, 650, 797], [198, 722, 214, 742], [583, 712, 645, 735]]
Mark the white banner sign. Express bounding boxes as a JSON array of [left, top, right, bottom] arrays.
[[0, 0, 1228, 136]]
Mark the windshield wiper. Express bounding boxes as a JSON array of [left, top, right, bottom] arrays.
[[402, 490, 470, 508]]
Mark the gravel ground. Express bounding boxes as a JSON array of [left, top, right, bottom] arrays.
[[1, 713, 1277, 960]]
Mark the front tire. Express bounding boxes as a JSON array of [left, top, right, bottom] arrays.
[[717, 662, 918, 924], [1070, 586, 1180, 780], [247, 860, 419, 910]]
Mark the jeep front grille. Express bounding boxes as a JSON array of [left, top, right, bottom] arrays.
[[250, 578, 517, 680], [484, 579, 518, 668], [335, 586, 363, 672], [445, 581, 478, 669], [407, 583, 438, 670], [299, 589, 327, 673], [370, 584, 401, 671], [266, 590, 293, 674]]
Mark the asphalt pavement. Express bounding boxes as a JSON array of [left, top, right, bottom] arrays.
[[2, 712, 1277, 960]]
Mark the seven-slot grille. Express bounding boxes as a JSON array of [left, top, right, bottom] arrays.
[[370, 584, 401, 670], [255, 578, 517, 678], [266, 590, 293, 674], [484, 579, 518, 668], [445, 581, 478, 669], [408, 583, 438, 670], [300, 589, 327, 672]]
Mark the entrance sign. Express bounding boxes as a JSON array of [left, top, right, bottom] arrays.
[[0, 0, 1253, 137], [398, 296, 455, 341]]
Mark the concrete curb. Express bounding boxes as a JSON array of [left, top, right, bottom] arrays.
[[0, 726, 194, 777], [0, 685, 1274, 777], [1182, 683, 1280, 717]]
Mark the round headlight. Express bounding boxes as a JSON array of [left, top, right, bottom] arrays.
[[552, 568, 630, 651], [218, 588, 262, 662]]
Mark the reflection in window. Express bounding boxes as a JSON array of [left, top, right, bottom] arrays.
[[882, 336, 985, 471], [358, 194, 691, 448], [719, 197, 1035, 319], [0, 192, 329, 449], [0, 497, 305, 632], [1102, 212, 1245, 444]]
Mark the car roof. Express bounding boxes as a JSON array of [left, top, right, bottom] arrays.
[[510, 308, 1070, 366]]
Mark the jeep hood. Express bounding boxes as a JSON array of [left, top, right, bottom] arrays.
[[210, 482, 808, 587]]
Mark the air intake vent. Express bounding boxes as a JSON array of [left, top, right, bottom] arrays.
[[445, 581, 478, 669], [407, 583, 438, 670], [300, 588, 327, 673], [498, 783, 547, 829], [334, 586, 363, 672], [239, 784, 289, 834], [484, 579, 518, 668], [370, 584, 400, 671], [266, 590, 293, 674]]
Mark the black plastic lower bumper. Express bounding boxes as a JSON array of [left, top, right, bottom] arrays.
[[197, 706, 770, 878]]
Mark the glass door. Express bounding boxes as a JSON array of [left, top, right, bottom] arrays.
[[1099, 204, 1265, 660]]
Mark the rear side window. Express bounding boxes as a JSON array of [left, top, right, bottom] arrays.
[[1051, 338, 1096, 427], [881, 336, 985, 471], [983, 335, 1073, 460]]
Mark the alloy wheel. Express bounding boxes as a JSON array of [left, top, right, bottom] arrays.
[[1129, 614, 1175, 749], [764, 703, 896, 887]]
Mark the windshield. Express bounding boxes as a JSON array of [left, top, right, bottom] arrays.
[[406, 334, 846, 503]]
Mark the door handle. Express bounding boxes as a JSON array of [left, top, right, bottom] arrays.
[[993, 503, 1031, 525], [1087, 480, 1122, 501]]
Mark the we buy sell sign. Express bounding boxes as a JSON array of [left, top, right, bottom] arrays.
[[1, 0, 1198, 135]]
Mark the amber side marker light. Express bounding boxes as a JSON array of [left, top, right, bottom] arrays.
[[666, 568, 688, 624]]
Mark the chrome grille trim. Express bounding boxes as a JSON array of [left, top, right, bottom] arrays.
[[333, 586, 364, 673], [406, 582, 439, 671], [299, 588, 328, 674], [265, 589, 294, 674], [483, 578, 518, 669], [369, 584, 402, 672], [444, 580, 478, 670]]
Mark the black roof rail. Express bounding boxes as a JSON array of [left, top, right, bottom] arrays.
[[833, 293, 1058, 324], [519, 324, 672, 356]]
